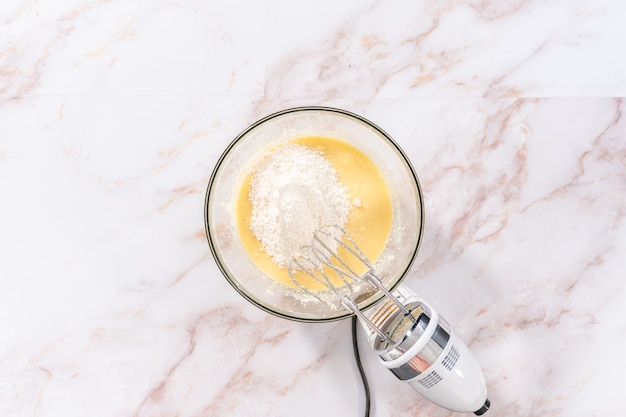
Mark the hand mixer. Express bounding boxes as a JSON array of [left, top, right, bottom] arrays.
[[289, 225, 489, 415], [205, 106, 490, 416]]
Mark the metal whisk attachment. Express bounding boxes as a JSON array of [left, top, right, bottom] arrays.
[[288, 225, 416, 344]]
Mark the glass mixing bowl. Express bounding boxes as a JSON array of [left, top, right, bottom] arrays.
[[204, 107, 424, 322]]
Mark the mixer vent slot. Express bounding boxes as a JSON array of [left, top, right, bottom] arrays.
[[442, 345, 460, 371], [418, 371, 442, 389]]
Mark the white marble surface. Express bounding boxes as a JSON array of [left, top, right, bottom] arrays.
[[1, 1, 626, 416]]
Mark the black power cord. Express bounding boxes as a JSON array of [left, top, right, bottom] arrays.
[[351, 316, 371, 417]]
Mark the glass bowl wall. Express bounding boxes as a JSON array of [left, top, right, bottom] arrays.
[[204, 107, 424, 322]]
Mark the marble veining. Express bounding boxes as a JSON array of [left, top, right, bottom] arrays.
[[1, 1, 625, 417]]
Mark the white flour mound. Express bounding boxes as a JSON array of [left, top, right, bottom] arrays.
[[248, 143, 351, 267]]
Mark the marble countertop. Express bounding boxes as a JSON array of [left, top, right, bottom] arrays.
[[2, 1, 625, 416]]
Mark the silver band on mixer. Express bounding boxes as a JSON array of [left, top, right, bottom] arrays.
[[374, 303, 452, 381]]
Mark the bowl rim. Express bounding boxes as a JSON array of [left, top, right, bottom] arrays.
[[204, 106, 425, 322]]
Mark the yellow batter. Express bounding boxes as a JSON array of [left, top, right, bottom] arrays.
[[236, 136, 393, 289]]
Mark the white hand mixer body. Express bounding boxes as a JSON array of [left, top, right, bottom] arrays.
[[365, 286, 489, 414], [289, 226, 490, 415]]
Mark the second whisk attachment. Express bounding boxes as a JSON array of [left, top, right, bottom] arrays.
[[288, 225, 416, 344], [288, 226, 490, 415]]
